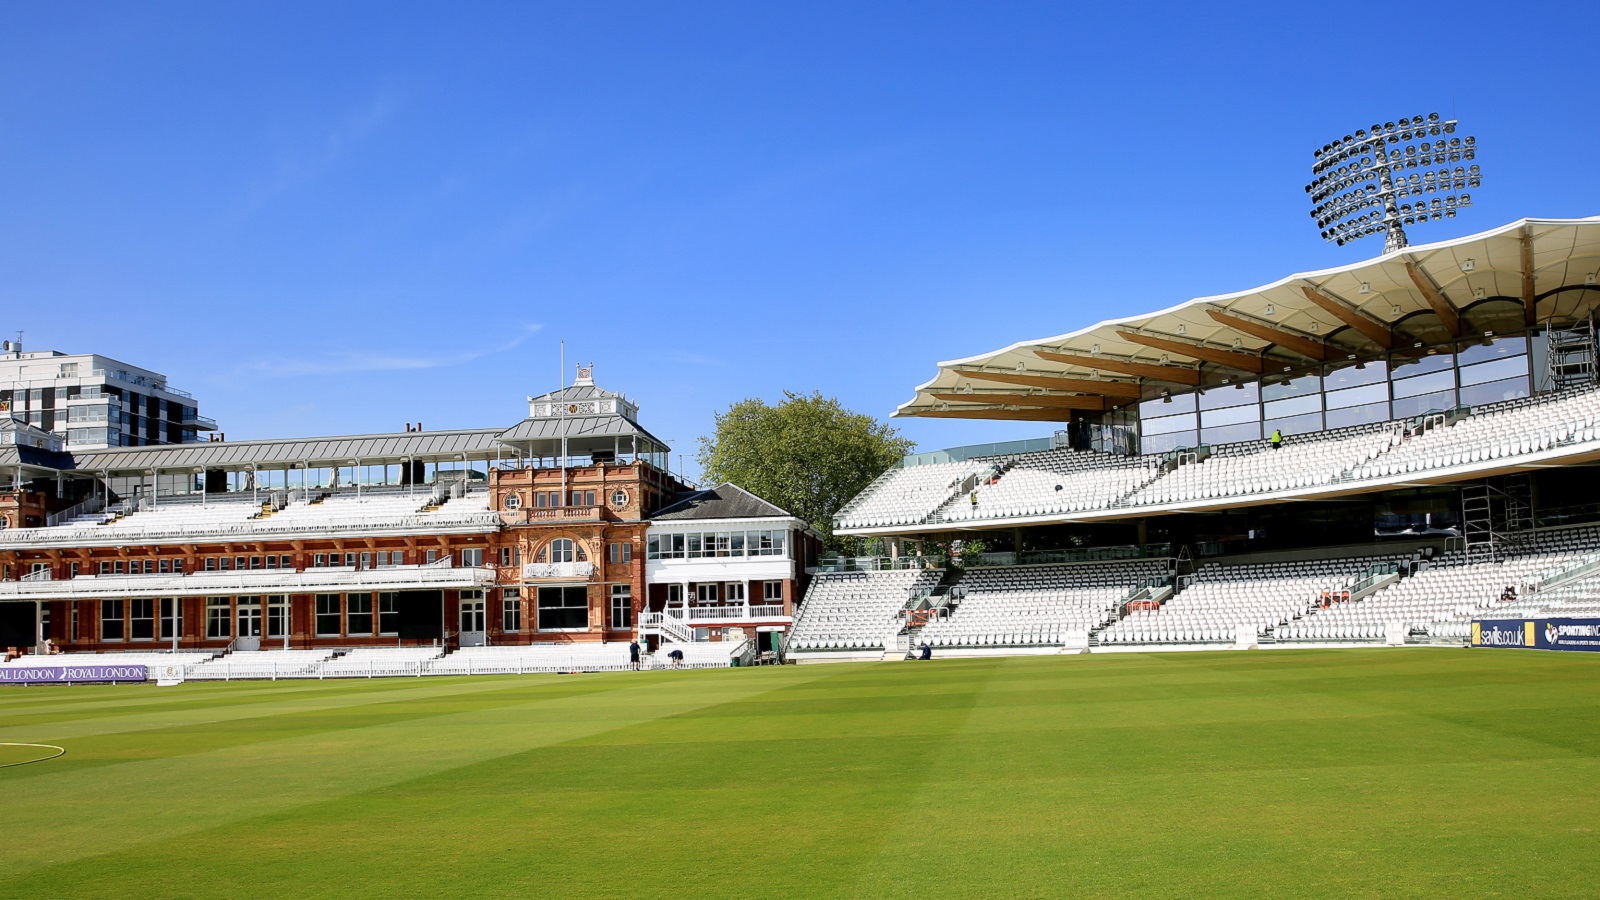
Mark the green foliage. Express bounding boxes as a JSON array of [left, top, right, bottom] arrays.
[[930, 537, 989, 570], [696, 391, 915, 552]]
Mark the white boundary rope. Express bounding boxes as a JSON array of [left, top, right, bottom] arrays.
[[0, 742, 65, 769]]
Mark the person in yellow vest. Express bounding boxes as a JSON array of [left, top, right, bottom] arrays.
[[1270, 429, 1283, 450]]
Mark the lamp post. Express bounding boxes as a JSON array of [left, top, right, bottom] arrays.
[[1306, 113, 1481, 253]]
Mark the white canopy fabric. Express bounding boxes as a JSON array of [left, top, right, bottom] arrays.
[[898, 217, 1600, 421]]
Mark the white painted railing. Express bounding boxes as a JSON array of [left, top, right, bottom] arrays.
[[0, 565, 497, 598], [0, 510, 501, 545]]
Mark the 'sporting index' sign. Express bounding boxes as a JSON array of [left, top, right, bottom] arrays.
[[0, 665, 148, 685]]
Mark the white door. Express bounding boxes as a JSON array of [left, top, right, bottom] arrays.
[[236, 598, 262, 651], [459, 596, 487, 647]]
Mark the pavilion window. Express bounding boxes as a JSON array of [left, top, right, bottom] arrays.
[[536, 586, 588, 631], [206, 599, 231, 639], [129, 598, 155, 640], [100, 600, 125, 641], [346, 594, 373, 636], [267, 596, 290, 639], [378, 593, 399, 635], [160, 599, 182, 640], [501, 588, 521, 632], [609, 585, 631, 629], [315, 594, 342, 636]]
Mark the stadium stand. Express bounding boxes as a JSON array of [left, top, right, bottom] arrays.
[[833, 462, 988, 529], [426, 643, 635, 675], [836, 386, 1600, 533], [787, 569, 941, 654], [935, 450, 1164, 521], [917, 560, 1165, 649], [0, 650, 215, 672], [315, 646, 445, 678], [1283, 526, 1600, 643], [1099, 554, 1410, 646], [185, 650, 337, 680]]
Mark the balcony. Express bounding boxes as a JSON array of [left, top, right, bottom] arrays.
[[510, 506, 603, 523], [668, 604, 790, 623], [521, 561, 595, 581]]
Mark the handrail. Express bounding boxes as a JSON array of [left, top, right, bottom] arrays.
[[0, 510, 501, 545], [46, 495, 104, 527]]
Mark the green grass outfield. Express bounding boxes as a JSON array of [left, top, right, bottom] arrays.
[[3, 649, 1598, 898]]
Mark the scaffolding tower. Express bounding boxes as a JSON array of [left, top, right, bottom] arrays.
[[1461, 475, 1533, 562], [1547, 318, 1598, 392]]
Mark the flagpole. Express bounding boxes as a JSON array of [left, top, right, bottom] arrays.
[[559, 341, 567, 508]]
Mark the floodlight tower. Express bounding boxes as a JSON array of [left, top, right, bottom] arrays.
[[1306, 113, 1481, 253]]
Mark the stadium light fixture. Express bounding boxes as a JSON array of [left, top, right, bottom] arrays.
[[1305, 113, 1481, 252]]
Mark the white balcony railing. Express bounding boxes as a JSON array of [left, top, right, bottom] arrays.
[[521, 561, 595, 580], [0, 564, 497, 599], [669, 604, 789, 622]]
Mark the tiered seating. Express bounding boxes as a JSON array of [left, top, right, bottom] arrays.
[[918, 560, 1163, 648], [834, 462, 985, 529], [1284, 527, 1600, 641], [649, 641, 747, 668], [185, 649, 335, 680], [787, 569, 941, 651], [426, 643, 633, 675], [1354, 389, 1600, 480], [1124, 424, 1397, 507], [939, 451, 1163, 521], [0, 650, 215, 672], [263, 490, 433, 529], [0, 494, 263, 544], [315, 646, 444, 677], [1100, 555, 1406, 645], [1497, 571, 1600, 620]]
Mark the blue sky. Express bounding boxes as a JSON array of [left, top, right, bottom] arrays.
[[4, 2, 1598, 479]]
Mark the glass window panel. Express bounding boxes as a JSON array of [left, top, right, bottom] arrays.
[[1323, 359, 1387, 389], [1261, 373, 1321, 402], [1264, 411, 1324, 437], [1326, 382, 1388, 410], [1389, 351, 1452, 378], [1324, 402, 1391, 429], [1140, 392, 1196, 417], [537, 586, 588, 631], [1142, 412, 1197, 436], [1393, 369, 1455, 398], [1457, 335, 1527, 367], [1198, 382, 1259, 410], [1201, 422, 1261, 445], [1393, 389, 1457, 418], [1460, 376, 1531, 408], [1142, 431, 1197, 454], [1200, 403, 1257, 428], [1459, 354, 1529, 387], [1264, 393, 1320, 419]]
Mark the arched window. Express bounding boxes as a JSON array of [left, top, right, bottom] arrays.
[[549, 538, 575, 563]]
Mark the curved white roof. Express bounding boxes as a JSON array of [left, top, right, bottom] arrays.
[[898, 216, 1600, 421]]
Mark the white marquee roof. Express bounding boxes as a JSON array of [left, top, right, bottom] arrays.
[[897, 217, 1600, 422]]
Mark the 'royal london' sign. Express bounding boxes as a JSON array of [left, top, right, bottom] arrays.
[[1473, 618, 1600, 653], [0, 664, 149, 685]]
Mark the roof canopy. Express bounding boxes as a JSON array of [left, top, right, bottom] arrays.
[[898, 217, 1600, 421]]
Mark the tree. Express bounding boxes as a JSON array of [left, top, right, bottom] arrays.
[[696, 391, 915, 553]]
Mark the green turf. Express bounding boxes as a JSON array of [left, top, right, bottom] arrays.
[[3, 649, 1598, 898]]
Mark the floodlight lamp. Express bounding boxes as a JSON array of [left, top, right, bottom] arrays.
[[1176, 325, 1186, 335], [1360, 283, 1372, 294], [1586, 273, 1596, 286], [1473, 287, 1487, 299], [1461, 258, 1474, 272], [1264, 304, 1276, 316]]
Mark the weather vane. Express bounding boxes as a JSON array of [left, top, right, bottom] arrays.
[[1306, 113, 1480, 253]]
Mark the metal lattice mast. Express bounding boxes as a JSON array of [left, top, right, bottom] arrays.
[[1305, 113, 1481, 253]]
